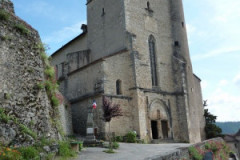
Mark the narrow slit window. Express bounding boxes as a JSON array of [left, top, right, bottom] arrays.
[[116, 80, 122, 95], [102, 8, 105, 16], [182, 22, 185, 28], [149, 35, 158, 86]]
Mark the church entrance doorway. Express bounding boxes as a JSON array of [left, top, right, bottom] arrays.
[[151, 120, 158, 139], [161, 120, 168, 139]]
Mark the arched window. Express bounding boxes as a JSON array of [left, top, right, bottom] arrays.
[[149, 35, 158, 86], [116, 80, 122, 95]]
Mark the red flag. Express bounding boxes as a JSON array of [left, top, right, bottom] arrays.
[[92, 101, 97, 109]]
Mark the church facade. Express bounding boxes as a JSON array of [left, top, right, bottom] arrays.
[[51, 0, 205, 143]]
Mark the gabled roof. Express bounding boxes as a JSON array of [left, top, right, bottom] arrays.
[[51, 24, 88, 57], [235, 129, 240, 136]]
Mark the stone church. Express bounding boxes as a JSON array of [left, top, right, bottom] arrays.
[[51, 0, 205, 143]]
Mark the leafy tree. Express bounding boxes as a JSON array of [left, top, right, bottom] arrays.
[[203, 100, 222, 139], [102, 97, 123, 151]]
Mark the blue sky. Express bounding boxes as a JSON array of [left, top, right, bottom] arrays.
[[11, 0, 240, 122]]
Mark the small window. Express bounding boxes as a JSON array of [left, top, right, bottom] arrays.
[[174, 41, 179, 46], [116, 80, 122, 95], [182, 22, 185, 28], [102, 8, 105, 16], [147, 1, 150, 10]]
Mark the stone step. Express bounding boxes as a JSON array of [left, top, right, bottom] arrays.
[[151, 138, 176, 144]]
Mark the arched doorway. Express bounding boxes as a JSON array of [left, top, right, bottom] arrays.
[[148, 99, 171, 140]]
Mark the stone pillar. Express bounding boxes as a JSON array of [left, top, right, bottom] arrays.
[[85, 107, 96, 141]]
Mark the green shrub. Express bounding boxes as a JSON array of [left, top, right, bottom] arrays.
[[58, 141, 76, 157], [205, 143, 210, 150], [188, 146, 203, 160], [14, 23, 30, 35], [209, 142, 218, 153], [45, 66, 55, 79], [51, 95, 60, 107], [37, 82, 45, 89], [18, 146, 40, 160], [45, 80, 58, 94], [0, 9, 9, 21], [125, 131, 137, 143], [114, 136, 123, 142], [112, 141, 119, 149], [0, 147, 22, 160]]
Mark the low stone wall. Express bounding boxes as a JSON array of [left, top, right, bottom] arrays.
[[147, 138, 234, 160]]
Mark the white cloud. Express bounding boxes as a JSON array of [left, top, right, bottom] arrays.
[[233, 73, 240, 88], [201, 80, 208, 90], [207, 88, 240, 121], [43, 21, 86, 44], [218, 80, 228, 87], [192, 46, 240, 60]]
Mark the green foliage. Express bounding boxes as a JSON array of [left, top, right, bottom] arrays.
[[0, 35, 11, 41], [51, 95, 60, 107], [44, 80, 58, 94], [44, 66, 55, 79], [19, 124, 37, 140], [103, 149, 115, 154], [114, 136, 123, 142], [46, 153, 55, 160], [36, 82, 45, 89], [216, 122, 240, 134], [112, 141, 119, 149], [125, 131, 137, 143], [18, 146, 40, 160], [0, 147, 22, 160], [58, 141, 76, 158], [204, 143, 210, 150], [14, 23, 30, 35], [209, 142, 218, 153], [0, 9, 9, 21], [4, 93, 11, 100], [204, 108, 222, 139], [0, 108, 11, 123], [188, 146, 203, 160]]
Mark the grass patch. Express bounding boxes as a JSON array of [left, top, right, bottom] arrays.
[[14, 23, 30, 35], [51, 94, 60, 107], [0, 9, 9, 21], [58, 141, 76, 158], [19, 124, 37, 140], [36, 82, 45, 89], [18, 146, 40, 160], [45, 66, 55, 79], [0, 108, 11, 123], [103, 149, 115, 154]]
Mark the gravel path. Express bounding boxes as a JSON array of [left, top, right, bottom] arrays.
[[76, 143, 191, 160]]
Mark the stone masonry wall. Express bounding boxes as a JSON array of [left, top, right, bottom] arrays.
[[0, 0, 70, 146]]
